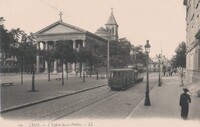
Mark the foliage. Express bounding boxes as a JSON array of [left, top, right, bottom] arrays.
[[131, 45, 146, 66], [170, 42, 186, 68], [15, 42, 37, 65], [43, 50, 55, 65], [109, 40, 131, 68], [0, 21, 17, 63], [54, 41, 76, 64]]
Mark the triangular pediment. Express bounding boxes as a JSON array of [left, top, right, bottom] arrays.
[[35, 21, 87, 35]]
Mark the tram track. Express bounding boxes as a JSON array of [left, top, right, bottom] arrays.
[[42, 89, 119, 121]]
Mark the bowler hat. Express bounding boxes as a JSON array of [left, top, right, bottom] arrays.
[[183, 88, 189, 92]]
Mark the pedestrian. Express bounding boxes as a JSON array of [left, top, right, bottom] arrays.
[[162, 65, 166, 76], [168, 66, 171, 77], [179, 88, 191, 120]]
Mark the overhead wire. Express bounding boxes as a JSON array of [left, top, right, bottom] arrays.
[[38, 0, 89, 28]]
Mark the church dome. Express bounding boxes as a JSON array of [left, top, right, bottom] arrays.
[[95, 27, 111, 40]]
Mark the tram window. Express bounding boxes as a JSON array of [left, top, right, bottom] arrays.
[[110, 72, 113, 78], [113, 72, 116, 77]]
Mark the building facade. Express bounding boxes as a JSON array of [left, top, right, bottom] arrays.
[[183, 0, 200, 82]]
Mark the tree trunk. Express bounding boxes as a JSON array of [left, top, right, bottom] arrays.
[[79, 62, 82, 78], [32, 70, 35, 91], [96, 71, 99, 80], [62, 59, 64, 86], [83, 63, 85, 83], [90, 65, 92, 77], [48, 62, 50, 82], [21, 65, 23, 84], [75, 62, 78, 77], [66, 62, 68, 79], [21, 58, 24, 84]]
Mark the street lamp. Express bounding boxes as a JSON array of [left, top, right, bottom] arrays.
[[107, 40, 110, 79], [157, 54, 162, 87], [144, 40, 151, 106]]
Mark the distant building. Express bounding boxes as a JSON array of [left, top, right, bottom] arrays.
[[183, 0, 200, 82], [149, 55, 170, 72]]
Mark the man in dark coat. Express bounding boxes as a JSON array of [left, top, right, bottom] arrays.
[[179, 88, 191, 120]]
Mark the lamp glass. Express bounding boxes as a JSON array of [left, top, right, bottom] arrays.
[[144, 40, 151, 53], [145, 47, 150, 53]]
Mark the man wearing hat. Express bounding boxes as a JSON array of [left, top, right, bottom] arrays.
[[179, 88, 191, 120]]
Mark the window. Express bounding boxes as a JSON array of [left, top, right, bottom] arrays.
[[112, 27, 114, 35]]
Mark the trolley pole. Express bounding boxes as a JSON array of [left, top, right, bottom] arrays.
[[158, 54, 162, 87]]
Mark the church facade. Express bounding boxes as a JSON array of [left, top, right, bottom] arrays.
[[34, 10, 119, 74]]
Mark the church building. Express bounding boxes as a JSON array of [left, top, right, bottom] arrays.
[[34, 9, 119, 74]]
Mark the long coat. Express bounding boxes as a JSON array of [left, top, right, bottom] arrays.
[[179, 93, 191, 119]]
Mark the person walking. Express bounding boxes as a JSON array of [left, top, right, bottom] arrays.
[[162, 65, 166, 76], [179, 88, 191, 120]]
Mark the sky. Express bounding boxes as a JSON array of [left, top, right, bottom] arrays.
[[0, 0, 186, 59]]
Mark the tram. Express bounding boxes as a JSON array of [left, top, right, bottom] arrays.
[[108, 64, 144, 90]]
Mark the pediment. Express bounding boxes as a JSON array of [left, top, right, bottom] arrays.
[[35, 21, 87, 35]]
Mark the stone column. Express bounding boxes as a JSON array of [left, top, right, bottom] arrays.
[[82, 40, 86, 47], [53, 60, 57, 73], [72, 40, 76, 74], [63, 64, 67, 76], [52, 41, 57, 73], [44, 41, 48, 73], [36, 42, 40, 73], [82, 40, 86, 76]]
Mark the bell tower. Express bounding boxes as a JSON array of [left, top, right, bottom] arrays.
[[105, 8, 118, 41]]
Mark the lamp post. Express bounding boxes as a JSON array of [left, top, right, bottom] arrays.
[[157, 54, 162, 87], [144, 40, 151, 106], [107, 40, 110, 79]]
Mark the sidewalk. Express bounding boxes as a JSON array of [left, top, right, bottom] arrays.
[[1, 73, 107, 112], [128, 74, 200, 121]]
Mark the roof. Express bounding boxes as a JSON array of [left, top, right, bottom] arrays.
[[95, 27, 111, 37], [119, 37, 130, 43], [34, 20, 88, 35], [106, 11, 118, 25]]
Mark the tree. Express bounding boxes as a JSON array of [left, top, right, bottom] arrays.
[[43, 50, 55, 82], [15, 41, 37, 85], [54, 41, 76, 85], [131, 45, 146, 66], [0, 18, 17, 65], [90, 41, 107, 80], [109, 40, 131, 68], [171, 42, 186, 68], [78, 47, 94, 82]]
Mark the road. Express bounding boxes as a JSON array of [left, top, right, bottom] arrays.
[[1, 73, 158, 120], [61, 74, 158, 119]]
